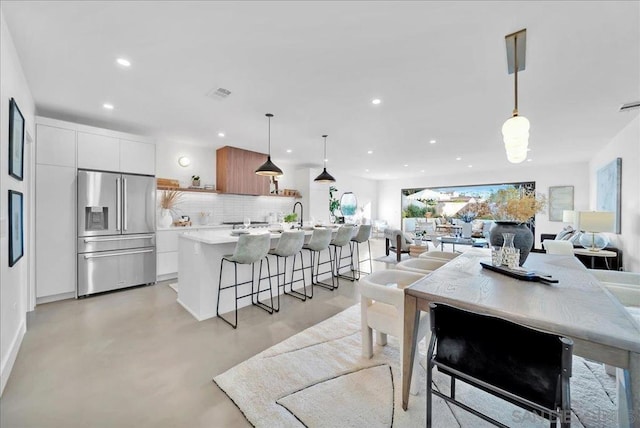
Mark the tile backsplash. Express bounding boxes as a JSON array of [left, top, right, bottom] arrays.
[[157, 191, 296, 225]]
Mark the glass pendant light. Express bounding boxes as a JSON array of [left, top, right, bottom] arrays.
[[255, 113, 283, 176], [314, 135, 336, 183], [502, 29, 529, 164]]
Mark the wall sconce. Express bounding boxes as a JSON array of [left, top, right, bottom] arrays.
[[178, 156, 191, 167]]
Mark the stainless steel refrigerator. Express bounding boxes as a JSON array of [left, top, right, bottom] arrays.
[[77, 169, 156, 297]]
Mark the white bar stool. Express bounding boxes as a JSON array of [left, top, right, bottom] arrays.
[[350, 224, 373, 280], [216, 233, 273, 329], [268, 230, 307, 311], [302, 228, 335, 294], [332, 225, 356, 282]]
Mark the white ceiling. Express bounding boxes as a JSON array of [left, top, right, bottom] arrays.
[[2, 1, 639, 180]]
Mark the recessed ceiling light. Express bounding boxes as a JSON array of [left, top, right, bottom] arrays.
[[218, 132, 225, 137], [365, 169, 369, 172], [103, 103, 114, 110], [286, 149, 292, 153], [116, 58, 131, 67], [421, 170, 425, 173], [468, 165, 473, 168], [367, 150, 373, 154], [456, 157, 462, 161], [404, 164, 409, 167], [527, 158, 533, 162], [372, 98, 381, 105], [527, 148, 532, 151], [324, 158, 328, 162], [429, 140, 436, 144]]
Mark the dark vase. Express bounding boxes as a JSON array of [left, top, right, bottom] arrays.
[[489, 221, 534, 266]]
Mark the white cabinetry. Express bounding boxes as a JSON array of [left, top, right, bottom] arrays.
[[157, 229, 182, 280], [120, 139, 155, 175], [77, 132, 120, 171], [35, 117, 155, 302]]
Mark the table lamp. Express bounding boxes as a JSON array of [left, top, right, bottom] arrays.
[[562, 210, 575, 226], [577, 211, 614, 252]]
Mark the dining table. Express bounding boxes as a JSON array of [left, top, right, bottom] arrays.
[[402, 248, 640, 427]]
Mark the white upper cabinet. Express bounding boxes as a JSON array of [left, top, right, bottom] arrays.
[[120, 139, 155, 175], [77, 132, 120, 171], [36, 124, 76, 166]]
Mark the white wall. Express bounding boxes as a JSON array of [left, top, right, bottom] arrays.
[[155, 138, 216, 188], [0, 9, 35, 395], [589, 115, 640, 273], [378, 161, 590, 247]]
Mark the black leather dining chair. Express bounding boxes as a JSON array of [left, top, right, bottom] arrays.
[[426, 303, 573, 428]]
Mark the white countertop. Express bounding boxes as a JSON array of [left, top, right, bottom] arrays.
[[179, 227, 331, 245], [157, 224, 231, 232]]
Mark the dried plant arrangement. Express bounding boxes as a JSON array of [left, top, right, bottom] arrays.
[[159, 190, 183, 212], [489, 187, 547, 223]]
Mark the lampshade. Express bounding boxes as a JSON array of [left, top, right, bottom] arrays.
[[255, 113, 283, 177], [314, 135, 336, 183], [562, 210, 575, 223], [502, 115, 529, 163], [578, 211, 615, 233], [577, 211, 614, 252]]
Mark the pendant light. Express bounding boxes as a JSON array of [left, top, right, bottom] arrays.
[[502, 29, 529, 164], [255, 113, 283, 176], [314, 134, 336, 183]]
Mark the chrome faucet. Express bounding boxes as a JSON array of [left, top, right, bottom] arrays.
[[293, 202, 303, 229]]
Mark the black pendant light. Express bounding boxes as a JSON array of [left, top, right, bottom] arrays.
[[255, 113, 283, 176], [314, 134, 336, 183]]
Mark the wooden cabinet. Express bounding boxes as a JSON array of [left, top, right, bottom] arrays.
[[216, 146, 270, 195]]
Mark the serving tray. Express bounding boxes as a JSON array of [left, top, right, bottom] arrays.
[[480, 262, 559, 284]]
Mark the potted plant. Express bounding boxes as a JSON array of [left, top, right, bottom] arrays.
[[159, 190, 183, 228], [488, 187, 547, 265], [329, 186, 341, 223], [457, 208, 478, 238], [191, 175, 201, 187], [283, 213, 298, 229]]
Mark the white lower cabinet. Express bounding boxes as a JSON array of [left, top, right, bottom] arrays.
[[36, 164, 76, 299], [156, 229, 183, 280]]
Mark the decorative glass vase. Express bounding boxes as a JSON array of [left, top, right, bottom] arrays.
[[489, 221, 534, 266]]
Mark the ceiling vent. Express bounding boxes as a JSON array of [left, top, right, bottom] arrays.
[[205, 87, 232, 100], [619, 101, 640, 112]]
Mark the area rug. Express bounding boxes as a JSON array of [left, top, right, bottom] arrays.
[[213, 305, 617, 427]]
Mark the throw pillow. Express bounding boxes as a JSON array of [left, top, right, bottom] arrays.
[[556, 226, 575, 241]]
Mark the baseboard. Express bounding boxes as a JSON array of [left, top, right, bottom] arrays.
[[0, 319, 26, 396], [36, 291, 75, 305]]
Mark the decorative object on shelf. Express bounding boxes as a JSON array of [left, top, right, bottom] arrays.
[[596, 158, 621, 233], [8, 98, 25, 181], [157, 178, 180, 188], [578, 211, 614, 252], [191, 175, 201, 187], [314, 135, 336, 183], [159, 189, 183, 228], [198, 211, 211, 225], [548, 186, 574, 222], [8, 190, 24, 267], [329, 185, 341, 223], [501, 28, 529, 164], [255, 113, 283, 177], [178, 156, 191, 167]]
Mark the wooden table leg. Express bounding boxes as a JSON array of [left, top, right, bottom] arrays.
[[402, 294, 420, 410], [619, 352, 640, 427]]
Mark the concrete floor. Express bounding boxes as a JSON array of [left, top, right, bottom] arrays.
[[1, 239, 393, 428]]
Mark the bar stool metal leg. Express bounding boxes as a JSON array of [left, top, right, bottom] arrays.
[[253, 257, 275, 313]]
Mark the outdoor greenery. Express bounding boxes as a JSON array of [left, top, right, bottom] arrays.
[[488, 188, 547, 223], [402, 204, 427, 218]]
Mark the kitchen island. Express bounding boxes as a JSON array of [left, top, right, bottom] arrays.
[[177, 228, 338, 321]]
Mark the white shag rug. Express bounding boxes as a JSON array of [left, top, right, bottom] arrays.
[[214, 305, 617, 427]]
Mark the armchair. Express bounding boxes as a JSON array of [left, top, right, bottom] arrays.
[[359, 270, 429, 395], [384, 228, 412, 262]]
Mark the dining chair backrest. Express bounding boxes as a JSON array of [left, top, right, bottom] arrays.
[[543, 239, 574, 255], [352, 225, 372, 243], [305, 228, 333, 251], [331, 225, 355, 247], [229, 234, 270, 264], [271, 230, 305, 257]]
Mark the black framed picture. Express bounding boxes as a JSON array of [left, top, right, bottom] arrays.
[[9, 98, 25, 181], [8, 190, 24, 267]]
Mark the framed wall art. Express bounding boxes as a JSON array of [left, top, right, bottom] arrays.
[[8, 98, 25, 181], [596, 157, 622, 234], [8, 190, 24, 267], [548, 186, 574, 222]]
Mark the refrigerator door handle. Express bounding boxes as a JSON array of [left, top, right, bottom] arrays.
[[83, 249, 154, 259], [83, 234, 155, 243], [116, 177, 121, 231], [123, 178, 128, 231]]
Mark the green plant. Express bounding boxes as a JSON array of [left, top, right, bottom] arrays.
[[402, 204, 427, 218], [329, 186, 341, 215], [284, 213, 298, 223]]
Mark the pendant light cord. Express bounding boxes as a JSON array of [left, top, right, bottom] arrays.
[[268, 115, 271, 155], [514, 34, 519, 116], [323, 135, 328, 168]]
